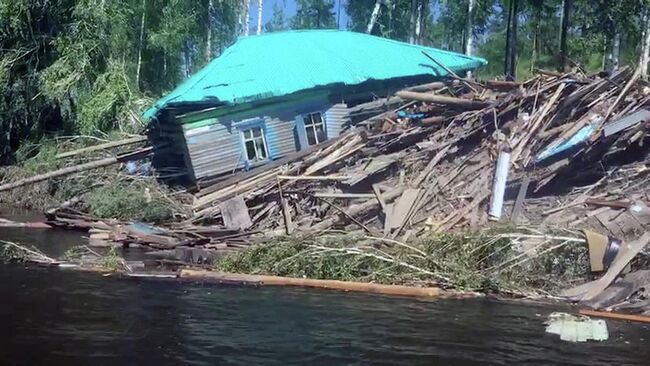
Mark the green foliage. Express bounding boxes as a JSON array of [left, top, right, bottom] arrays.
[[215, 230, 590, 294], [98, 246, 122, 271], [86, 180, 174, 223], [0, 0, 241, 163], [291, 0, 337, 29], [265, 2, 288, 32]]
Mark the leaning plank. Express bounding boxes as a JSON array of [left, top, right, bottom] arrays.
[[195, 136, 340, 197], [55, 135, 148, 159], [580, 233, 650, 301], [0, 147, 153, 193], [395, 91, 488, 110], [218, 196, 252, 230], [388, 189, 421, 230]]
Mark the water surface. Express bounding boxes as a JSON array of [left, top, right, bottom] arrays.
[[1, 210, 649, 365]]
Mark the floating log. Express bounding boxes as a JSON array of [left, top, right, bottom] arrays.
[[579, 309, 650, 324], [179, 269, 456, 298], [395, 91, 489, 109]]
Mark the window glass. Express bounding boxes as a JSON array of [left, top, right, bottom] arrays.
[[303, 112, 327, 145], [242, 126, 267, 162]]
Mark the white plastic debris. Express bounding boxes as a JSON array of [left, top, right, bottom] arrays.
[[545, 312, 609, 342]]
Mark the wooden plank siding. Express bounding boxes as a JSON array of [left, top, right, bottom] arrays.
[[325, 103, 349, 139], [180, 94, 351, 182]]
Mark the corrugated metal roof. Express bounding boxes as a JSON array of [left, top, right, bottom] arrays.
[[144, 30, 487, 120]]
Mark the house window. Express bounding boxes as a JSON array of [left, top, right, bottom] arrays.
[[241, 126, 268, 162], [303, 112, 327, 145]]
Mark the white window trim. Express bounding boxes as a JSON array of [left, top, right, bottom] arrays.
[[302, 111, 327, 145], [240, 125, 269, 163]]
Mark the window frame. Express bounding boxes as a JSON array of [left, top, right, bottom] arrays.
[[302, 111, 327, 146], [239, 124, 269, 164]]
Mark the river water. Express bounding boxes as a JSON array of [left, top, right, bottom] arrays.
[[1, 211, 650, 365]]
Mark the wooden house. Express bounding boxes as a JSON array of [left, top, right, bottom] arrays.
[[144, 30, 486, 185]]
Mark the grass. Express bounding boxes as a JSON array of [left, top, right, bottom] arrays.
[[214, 228, 590, 295]]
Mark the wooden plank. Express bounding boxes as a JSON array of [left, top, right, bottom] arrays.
[[388, 189, 421, 230], [581, 233, 650, 301], [372, 184, 386, 211], [180, 269, 448, 298], [313, 192, 376, 199], [510, 177, 530, 223], [277, 175, 351, 181], [195, 136, 341, 196], [218, 196, 253, 230], [578, 309, 650, 324], [277, 179, 294, 235]]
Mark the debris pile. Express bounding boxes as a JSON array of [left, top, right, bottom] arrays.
[[5, 66, 650, 305], [185, 66, 650, 242]]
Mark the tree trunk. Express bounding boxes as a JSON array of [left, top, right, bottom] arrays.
[[558, 0, 571, 72], [415, 0, 423, 44], [611, 30, 621, 72], [464, 0, 475, 77], [464, 0, 474, 55], [409, 0, 417, 44], [640, 7, 650, 79], [257, 0, 263, 35], [206, 0, 214, 59], [241, 0, 250, 36], [367, 0, 382, 33], [504, 0, 518, 79], [135, 0, 146, 88]]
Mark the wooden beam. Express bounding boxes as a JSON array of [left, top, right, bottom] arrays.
[[313, 192, 376, 199], [395, 91, 489, 109]]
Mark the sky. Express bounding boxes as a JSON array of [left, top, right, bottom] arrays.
[[247, 1, 443, 34], [247, 0, 351, 32]]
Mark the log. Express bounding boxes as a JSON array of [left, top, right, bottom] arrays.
[[56, 135, 148, 159], [0, 147, 153, 193], [402, 80, 459, 93], [578, 309, 650, 324], [179, 269, 458, 298], [395, 91, 488, 109]]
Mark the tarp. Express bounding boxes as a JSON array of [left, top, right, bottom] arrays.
[[144, 30, 487, 120]]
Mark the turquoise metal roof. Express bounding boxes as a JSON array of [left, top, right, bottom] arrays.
[[144, 30, 487, 120]]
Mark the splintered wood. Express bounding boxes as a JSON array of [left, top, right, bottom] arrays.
[[182, 66, 650, 242], [45, 67, 650, 255]]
